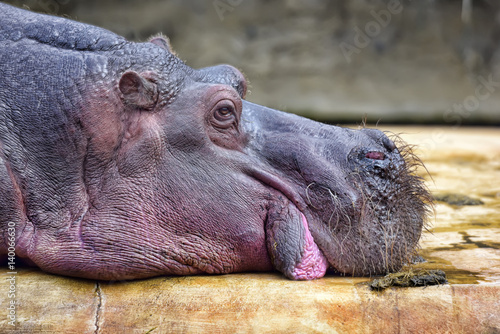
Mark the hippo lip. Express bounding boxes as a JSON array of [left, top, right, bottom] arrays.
[[247, 166, 330, 279], [247, 167, 308, 211], [290, 211, 329, 280]]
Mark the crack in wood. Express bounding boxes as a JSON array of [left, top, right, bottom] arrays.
[[94, 282, 102, 334]]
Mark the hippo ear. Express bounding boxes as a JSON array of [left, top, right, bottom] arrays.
[[149, 35, 173, 53], [119, 71, 158, 110]]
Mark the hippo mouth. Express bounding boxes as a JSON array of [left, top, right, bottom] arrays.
[[266, 204, 330, 280], [285, 212, 329, 280], [247, 167, 330, 280]]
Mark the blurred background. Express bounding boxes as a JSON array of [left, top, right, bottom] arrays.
[[4, 0, 500, 125]]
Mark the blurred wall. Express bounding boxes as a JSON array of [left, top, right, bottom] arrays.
[[4, 0, 500, 124]]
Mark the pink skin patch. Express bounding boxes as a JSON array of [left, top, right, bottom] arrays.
[[365, 151, 385, 160], [291, 213, 329, 280]]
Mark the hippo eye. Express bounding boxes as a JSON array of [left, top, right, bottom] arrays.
[[215, 106, 234, 121], [211, 100, 238, 129]]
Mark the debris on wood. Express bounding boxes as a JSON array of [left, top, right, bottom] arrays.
[[369, 269, 448, 291]]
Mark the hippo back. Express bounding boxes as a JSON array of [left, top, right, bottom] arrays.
[[0, 3, 127, 247], [0, 3, 126, 51]]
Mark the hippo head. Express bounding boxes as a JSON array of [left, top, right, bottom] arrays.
[[68, 36, 431, 280], [12, 30, 430, 280]]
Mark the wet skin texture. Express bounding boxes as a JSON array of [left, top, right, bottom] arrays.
[[0, 3, 431, 280]]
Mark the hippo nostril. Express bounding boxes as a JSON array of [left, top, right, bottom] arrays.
[[365, 151, 385, 160], [382, 136, 396, 152]]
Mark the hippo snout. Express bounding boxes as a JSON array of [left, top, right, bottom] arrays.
[[242, 103, 431, 277]]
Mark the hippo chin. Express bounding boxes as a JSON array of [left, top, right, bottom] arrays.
[[0, 3, 431, 280]]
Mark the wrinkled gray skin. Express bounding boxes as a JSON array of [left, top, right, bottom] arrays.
[[0, 3, 431, 280]]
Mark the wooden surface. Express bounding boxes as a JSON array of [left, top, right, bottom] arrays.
[[1, 126, 499, 333]]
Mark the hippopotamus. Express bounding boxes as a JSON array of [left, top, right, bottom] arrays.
[[0, 3, 431, 280]]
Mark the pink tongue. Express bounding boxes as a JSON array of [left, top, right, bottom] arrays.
[[291, 213, 329, 280]]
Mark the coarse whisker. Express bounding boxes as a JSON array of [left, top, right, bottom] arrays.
[[305, 182, 319, 209]]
